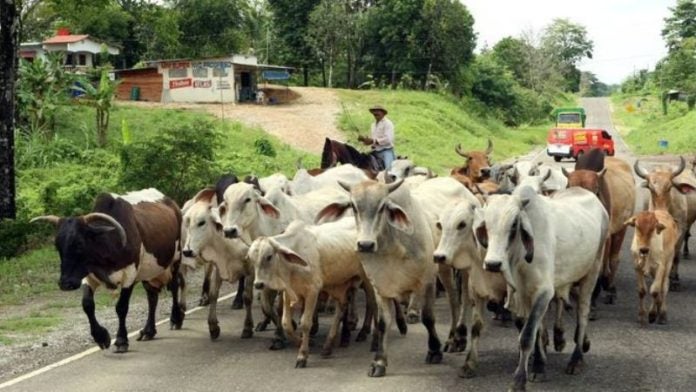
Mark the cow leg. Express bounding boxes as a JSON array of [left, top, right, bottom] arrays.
[[368, 295, 392, 377], [296, 291, 318, 368], [81, 282, 110, 350], [553, 298, 566, 352], [357, 281, 375, 342], [138, 281, 160, 342], [393, 299, 408, 335], [241, 274, 254, 338], [256, 288, 277, 332], [458, 294, 484, 378], [512, 289, 552, 391], [346, 286, 359, 331], [168, 263, 186, 330], [604, 228, 627, 305], [406, 292, 420, 324], [670, 235, 684, 291], [207, 265, 222, 340], [446, 268, 467, 353], [652, 253, 673, 325], [262, 289, 287, 350], [566, 271, 596, 375], [683, 228, 690, 258], [635, 266, 648, 326], [438, 265, 461, 353], [113, 285, 134, 353], [281, 293, 299, 345], [422, 282, 443, 365], [199, 262, 212, 306], [322, 295, 347, 357], [231, 276, 245, 310], [339, 295, 352, 347]]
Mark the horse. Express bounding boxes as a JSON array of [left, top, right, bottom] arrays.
[[320, 138, 383, 177]]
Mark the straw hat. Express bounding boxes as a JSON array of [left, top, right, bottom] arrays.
[[368, 105, 388, 114]]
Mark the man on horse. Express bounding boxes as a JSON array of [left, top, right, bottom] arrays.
[[358, 105, 396, 170]]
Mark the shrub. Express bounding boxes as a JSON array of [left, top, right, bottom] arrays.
[[254, 137, 277, 157], [119, 121, 219, 204]]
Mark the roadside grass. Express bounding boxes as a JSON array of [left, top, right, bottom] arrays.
[[611, 93, 696, 155], [0, 311, 62, 345], [337, 89, 550, 172]]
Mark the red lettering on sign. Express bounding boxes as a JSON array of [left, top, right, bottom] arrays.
[[169, 78, 192, 89]]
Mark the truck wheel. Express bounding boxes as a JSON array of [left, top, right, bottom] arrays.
[[554, 156, 562, 162]]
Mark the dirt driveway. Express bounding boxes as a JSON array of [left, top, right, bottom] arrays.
[[119, 87, 346, 154]]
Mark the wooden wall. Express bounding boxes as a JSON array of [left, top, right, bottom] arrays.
[[116, 68, 163, 102]]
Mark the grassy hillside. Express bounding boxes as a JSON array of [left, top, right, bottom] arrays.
[[611, 93, 696, 155], [337, 90, 550, 173]]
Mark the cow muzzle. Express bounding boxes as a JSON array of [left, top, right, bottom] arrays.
[[182, 248, 195, 258], [433, 254, 447, 264], [254, 282, 265, 290], [357, 240, 376, 253], [59, 278, 81, 291], [639, 247, 649, 256], [223, 227, 239, 239], [480, 167, 491, 179], [484, 260, 502, 272]]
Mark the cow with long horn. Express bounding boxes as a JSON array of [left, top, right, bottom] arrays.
[[31, 188, 185, 353]]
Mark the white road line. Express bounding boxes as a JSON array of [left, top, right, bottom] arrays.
[[0, 291, 237, 390]]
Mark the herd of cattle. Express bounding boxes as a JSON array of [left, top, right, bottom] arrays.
[[30, 141, 696, 391]]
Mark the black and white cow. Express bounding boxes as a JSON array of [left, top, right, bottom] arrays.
[[32, 189, 185, 353]]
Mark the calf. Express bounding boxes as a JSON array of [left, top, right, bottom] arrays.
[[317, 179, 444, 377], [625, 210, 678, 325], [181, 188, 254, 340], [476, 185, 608, 390], [31, 189, 185, 353], [249, 219, 371, 368]]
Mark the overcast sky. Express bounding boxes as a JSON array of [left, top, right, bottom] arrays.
[[462, 0, 675, 84]]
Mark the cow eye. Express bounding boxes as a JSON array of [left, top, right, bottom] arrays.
[[436, 222, 442, 231], [265, 254, 272, 262], [244, 197, 251, 204], [197, 220, 205, 227], [457, 221, 466, 230]]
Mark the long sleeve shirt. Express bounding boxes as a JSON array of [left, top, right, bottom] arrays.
[[370, 117, 395, 151]]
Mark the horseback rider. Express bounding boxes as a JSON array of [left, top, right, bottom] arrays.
[[358, 105, 396, 170]]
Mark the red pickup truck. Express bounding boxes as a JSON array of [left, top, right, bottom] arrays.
[[546, 128, 615, 162]]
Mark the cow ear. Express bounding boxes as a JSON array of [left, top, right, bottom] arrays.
[[673, 180, 696, 194], [385, 201, 413, 234], [520, 214, 534, 263], [257, 197, 280, 219], [316, 201, 351, 224], [656, 222, 666, 234], [269, 239, 308, 267], [475, 223, 488, 249], [623, 216, 636, 227], [337, 180, 352, 193], [641, 181, 649, 188], [209, 206, 223, 232]]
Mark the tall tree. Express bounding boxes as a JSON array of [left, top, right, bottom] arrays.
[[662, 0, 696, 52], [0, 0, 19, 219], [541, 18, 593, 92], [306, 0, 348, 87], [491, 36, 530, 84]]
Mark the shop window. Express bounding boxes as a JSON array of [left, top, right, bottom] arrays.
[[168, 68, 188, 78]]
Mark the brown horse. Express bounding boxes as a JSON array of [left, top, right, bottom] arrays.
[[320, 138, 383, 177]]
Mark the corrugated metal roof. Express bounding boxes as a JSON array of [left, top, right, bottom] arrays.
[[43, 34, 89, 44]]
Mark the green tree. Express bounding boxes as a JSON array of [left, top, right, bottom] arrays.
[[306, 0, 348, 88], [74, 69, 120, 147], [491, 37, 530, 83], [541, 18, 593, 92], [662, 0, 696, 52], [659, 37, 696, 99]]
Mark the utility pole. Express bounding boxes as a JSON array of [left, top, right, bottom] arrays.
[[0, 0, 19, 219]]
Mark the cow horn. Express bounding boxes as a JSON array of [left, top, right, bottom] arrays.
[[561, 167, 571, 178], [486, 139, 493, 155], [528, 165, 539, 176], [542, 168, 552, 182], [83, 213, 127, 248], [30, 215, 61, 226], [634, 159, 648, 179], [386, 179, 404, 194], [455, 144, 469, 159], [672, 156, 685, 179]]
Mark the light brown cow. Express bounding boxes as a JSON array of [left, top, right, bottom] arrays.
[[563, 154, 635, 304], [624, 210, 678, 325], [451, 139, 493, 183], [634, 157, 696, 290]]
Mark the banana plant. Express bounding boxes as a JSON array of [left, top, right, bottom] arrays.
[[73, 69, 120, 147]]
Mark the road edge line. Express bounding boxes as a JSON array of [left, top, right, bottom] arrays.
[[0, 291, 237, 390]]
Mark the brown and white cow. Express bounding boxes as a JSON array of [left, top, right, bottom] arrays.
[[563, 149, 636, 304], [625, 210, 679, 325], [31, 189, 185, 353], [634, 157, 696, 290]]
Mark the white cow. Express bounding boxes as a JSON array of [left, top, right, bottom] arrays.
[[290, 164, 368, 195], [476, 185, 608, 391]]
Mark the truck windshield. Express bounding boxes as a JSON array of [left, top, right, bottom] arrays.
[[558, 113, 581, 124]]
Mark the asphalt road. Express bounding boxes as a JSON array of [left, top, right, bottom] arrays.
[[3, 98, 696, 392]]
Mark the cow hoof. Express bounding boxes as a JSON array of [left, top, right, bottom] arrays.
[[458, 364, 476, 379], [255, 321, 269, 332], [170, 311, 185, 330], [444, 337, 467, 353], [425, 350, 443, 364], [240, 329, 253, 339], [310, 322, 319, 337], [406, 313, 419, 324], [114, 337, 129, 353], [648, 311, 657, 324], [137, 327, 156, 342], [554, 335, 566, 352], [582, 337, 591, 353], [295, 358, 307, 368], [91, 326, 111, 349], [565, 359, 584, 375], [269, 338, 287, 351], [356, 329, 369, 342], [658, 313, 668, 325], [529, 371, 546, 383], [669, 280, 681, 292], [198, 297, 210, 307], [320, 347, 332, 358], [396, 319, 408, 335], [368, 364, 386, 377]]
